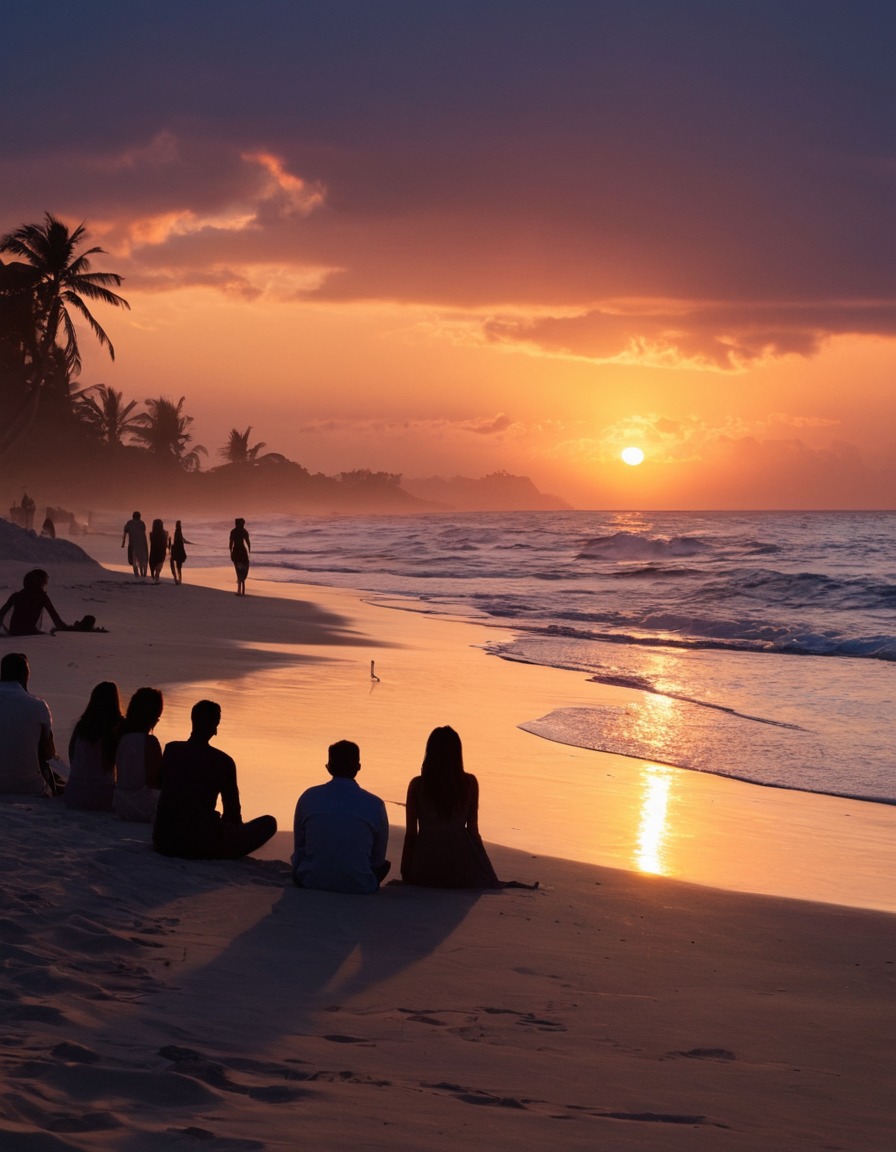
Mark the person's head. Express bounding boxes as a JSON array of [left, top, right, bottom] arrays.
[[84, 681, 122, 721], [152, 518, 163, 532], [190, 699, 221, 741], [175, 520, 182, 529], [75, 681, 123, 746], [0, 652, 29, 686], [22, 568, 48, 593], [421, 725, 466, 815], [123, 687, 163, 733], [235, 517, 245, 528], [327, 739, 360, 779], [132, 511, 141, 520]]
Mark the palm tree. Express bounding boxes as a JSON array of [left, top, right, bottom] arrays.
[[131, 395, 207, 470], [219, 425, 267, 465], [0, 213, 130, 388], [72, 383, 143, 447]]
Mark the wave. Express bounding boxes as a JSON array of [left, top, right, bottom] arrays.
[[519, 707, 894, 806], [488, 620, 896, 661], [697, 569, 896, 611], [576, 531, 711, 561]]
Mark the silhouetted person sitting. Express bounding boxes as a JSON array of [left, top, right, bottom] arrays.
[[0, 652, 57, 796], [0, 569, 69, 635], [292, 740, 390, 893], [153, 700, 277, 859]]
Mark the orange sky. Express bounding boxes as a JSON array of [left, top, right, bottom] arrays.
[[5, 3, 896, 508]]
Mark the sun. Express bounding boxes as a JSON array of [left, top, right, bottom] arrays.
[[621, 446, 645, 466]]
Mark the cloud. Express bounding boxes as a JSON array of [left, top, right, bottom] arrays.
[[483, 302, 896, 371], [296, 413, 521, 440], [460, 413, 514, 435]]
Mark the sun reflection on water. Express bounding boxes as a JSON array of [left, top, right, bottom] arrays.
[[635, 764, 674, 874]]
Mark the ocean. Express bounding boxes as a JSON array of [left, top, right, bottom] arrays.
[[179, 510, 895, 808]]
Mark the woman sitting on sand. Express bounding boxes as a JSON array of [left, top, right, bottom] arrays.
[[65, 682, 124, 812], [0, 569, 69, 635], [149, 519, 169, 584], [113, 687, 164, 823], [401, 726, 537, 889]]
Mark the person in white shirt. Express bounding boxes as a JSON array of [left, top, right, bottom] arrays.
[[0, 652, 55, 797], [292, 741, 390, 894]]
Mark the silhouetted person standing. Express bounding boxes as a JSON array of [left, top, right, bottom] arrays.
[[21, 492, 35, 531], [169, 520, 189, 584], [149, 518, 168, 583], [154, 700, 277, 859], [122, 511, 148, 578], [229, 517, 251, 596]]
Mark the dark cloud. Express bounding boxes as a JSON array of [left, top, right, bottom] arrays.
[[483, 302, 896, 369], [3, 2, 896, 335]]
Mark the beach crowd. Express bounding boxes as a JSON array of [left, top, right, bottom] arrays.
[[0, 635, 536, 895]]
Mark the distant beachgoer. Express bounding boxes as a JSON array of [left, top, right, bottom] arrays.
[[121, 511, 148, 578], [149, 518, 169, 584], [40, 515, 55, 538], [153, 700, 277, 859], [0, 569, 69, 635], [0, 652, 56, 797], [401, 726, 537, 889], [229, 517, 251, 596], [65, 681, 123, 811], [21, 492, 35, 531], [169, 520, 190, 584], [113, 687, 163, 822], [292, 740, 390, 893]]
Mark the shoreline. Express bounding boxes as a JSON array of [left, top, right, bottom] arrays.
[[4, 529, 895, 912], [1, 525, 895, 1149]]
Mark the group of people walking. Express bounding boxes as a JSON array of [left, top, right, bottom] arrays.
[[0, 652, 535, 892], [123, 512, 251, 595], [121, 512, 189, 584]]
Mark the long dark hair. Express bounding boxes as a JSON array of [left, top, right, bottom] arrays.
[[119, 687, 164, 738], [420, 725, 467, 817], [23, 568, 48, 592], [70, 681, 123, 770]]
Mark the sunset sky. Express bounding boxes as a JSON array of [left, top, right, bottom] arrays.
[[4, 1, 895, 508]]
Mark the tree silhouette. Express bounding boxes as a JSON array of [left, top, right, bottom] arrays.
[[73, 383, 143, 447], [131, 395, 207, 470], [0, 213, 130, 389], [219, 425, 267, 465]]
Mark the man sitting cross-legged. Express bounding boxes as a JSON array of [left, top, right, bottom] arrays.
[[292, 740, 390, 894], [153, 699, 276, 859]]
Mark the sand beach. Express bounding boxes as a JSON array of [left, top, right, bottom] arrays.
[[1, 522, 894, 1150]]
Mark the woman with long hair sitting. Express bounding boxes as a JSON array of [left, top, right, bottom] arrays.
[[113, 687, 164, 822], [401, 725, 536, 889], [65, 681, 124, 811]]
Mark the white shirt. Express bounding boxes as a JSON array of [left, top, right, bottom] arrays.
[[292, 776, 389, 894], [0, 681, 53, 796]]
